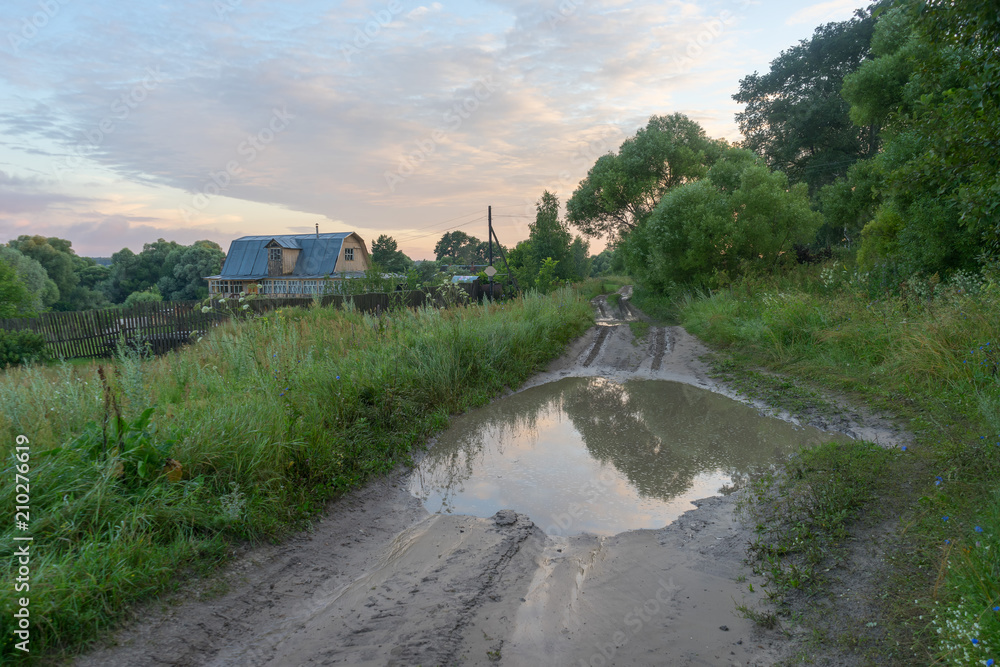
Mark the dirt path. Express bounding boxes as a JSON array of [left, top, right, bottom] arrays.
[[75, 289, 904, 666]]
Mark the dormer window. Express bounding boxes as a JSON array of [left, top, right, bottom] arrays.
[[269, 247, 282, 262], [344, 247, 354, 261]]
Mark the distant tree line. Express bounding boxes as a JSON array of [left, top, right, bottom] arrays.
[[0, 236, 224, 316]]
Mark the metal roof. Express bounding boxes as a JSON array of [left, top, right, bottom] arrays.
[[217, 233, 355, 279]]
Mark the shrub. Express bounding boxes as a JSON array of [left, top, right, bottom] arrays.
[[0, 329, 48, 367]]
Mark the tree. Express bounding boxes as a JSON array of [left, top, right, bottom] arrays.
[[156, 241, 225, 301], [568, 237, 592, 281], [589, 248, 617, 276], [8, 235, 109, 311], [734, 8, 880, 194], [0, 258, 32, 318], [371, 235, 413, 273], [567, 114, 726, 243], [434, 231, 485, 265], [407, 260, 446, 288], [0, 246, 58, 315], [838, 1, 1000, 273], [9, 236, 77, 301], [104, 239, 222, 303], [123, 286, 163, 309], [627, 148, 823, 289], [528, 191, 572, 272], [817, 159, 883, 247]]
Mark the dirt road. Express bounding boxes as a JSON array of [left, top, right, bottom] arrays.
[[76, 289, 896, 666]]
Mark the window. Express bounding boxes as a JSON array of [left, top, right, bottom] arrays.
[[215, 280, 240, 295], [344, 247, 354, 261], [269, 247, 282, 262]]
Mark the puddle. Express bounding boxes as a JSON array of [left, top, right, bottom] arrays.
[[410, 377, 844, 535]]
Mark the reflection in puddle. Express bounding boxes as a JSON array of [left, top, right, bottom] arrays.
[[409, 378, 844, 535]]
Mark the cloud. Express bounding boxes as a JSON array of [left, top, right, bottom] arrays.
[[785, 0, 863, 26], [0, 170, 95, 214], [0, 0, 762, 256]]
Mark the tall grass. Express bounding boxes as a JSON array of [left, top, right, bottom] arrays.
[[0, 289, 592, 660], [674, 264, 1000, 663]]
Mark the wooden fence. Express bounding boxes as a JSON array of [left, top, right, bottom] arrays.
[[0, 291, 429, 361]]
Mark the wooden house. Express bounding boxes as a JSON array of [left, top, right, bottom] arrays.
[[205, 232, 371, 297]]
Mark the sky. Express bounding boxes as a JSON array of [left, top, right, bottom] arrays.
[[0, 0, 868, 260]]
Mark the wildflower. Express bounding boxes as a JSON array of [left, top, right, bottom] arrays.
[[993, 606, 999, 611], [280, 392, 285, 397], [201, 306, 211, 313], [945, 539, 951, 545], [986, 660, 994, 667], [336, 375, 340, 380], [975, 526, 984, 533], [901, 446, 907, 451], [972, 638, 979, 645]]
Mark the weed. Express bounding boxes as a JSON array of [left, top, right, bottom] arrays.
[[0, 288, 594, 661], [629, 320, 651, 343], [674, 263, 1000, 663]]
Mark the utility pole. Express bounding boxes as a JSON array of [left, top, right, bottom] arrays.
[[484, 204, 516, 293], [488, 205, 493, 297]]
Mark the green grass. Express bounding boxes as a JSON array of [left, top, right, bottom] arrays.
[[576, 275, 630, 300], [630, 285, 682, 325], [0, 289, 593, 661], [628, 320, 650, 343], [739, 439, 896, 595], [671, 264, 1000, 664]]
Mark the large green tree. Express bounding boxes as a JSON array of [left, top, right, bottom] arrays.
[[566, 114, 726, 243], [433, 231, 486, 265], [734, 7, 880, 194], [103, 239, 222, 303], [8, 236, 109, 311], [626, 148, 823, 289], [508, 191, 590, 291], [156, 241, 225, 301], [0, 246, 58, 315], [0, 258, 32, 318], [835, 1, 1000, 274], [371, 235, 413, 273]]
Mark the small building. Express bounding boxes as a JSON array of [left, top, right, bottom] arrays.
[[205, 233, 371, 297]]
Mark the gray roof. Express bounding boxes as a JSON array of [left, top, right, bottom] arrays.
[[216, 233, 356, 279]]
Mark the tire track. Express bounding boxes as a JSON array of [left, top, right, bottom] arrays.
[[582, 326, 610, 367], [651, 327, 666, 371]]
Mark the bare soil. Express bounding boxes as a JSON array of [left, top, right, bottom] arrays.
[[74, 288, 908, 666]]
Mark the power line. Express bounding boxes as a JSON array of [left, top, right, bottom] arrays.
[[391, 208, 485, 242], [395, 215, 487, 244]]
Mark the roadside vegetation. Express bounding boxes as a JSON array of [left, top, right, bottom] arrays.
[[676, 265, 999, 663], [0, 289, 592, 661], [563, 0, 1000, 661]]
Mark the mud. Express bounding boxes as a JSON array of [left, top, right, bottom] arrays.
[[75, 288, 907, 666]]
